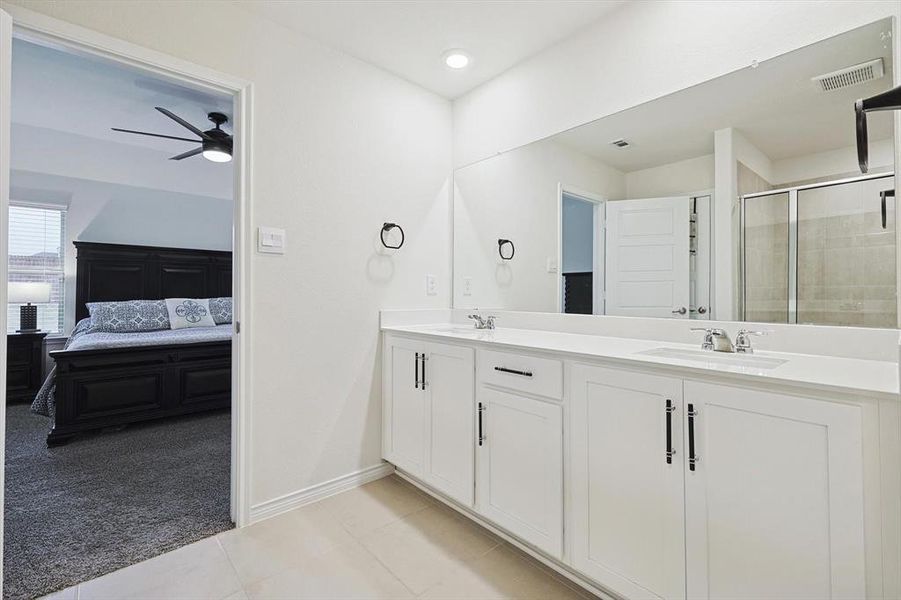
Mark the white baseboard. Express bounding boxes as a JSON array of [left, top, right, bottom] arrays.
[[249, 462, 395, 524]]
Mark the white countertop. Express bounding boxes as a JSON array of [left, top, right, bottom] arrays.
[[382, 323, 900, 401]]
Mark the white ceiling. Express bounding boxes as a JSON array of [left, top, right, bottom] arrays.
[[12, 38, 233, 153], [554, 18, 895, 173], [239, 0, 626, 99], [11, 38, 233, 198]]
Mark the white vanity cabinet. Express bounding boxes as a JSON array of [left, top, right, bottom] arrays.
[[683, 381, 866, 600], [569, 364, 867, 600], [382, 334, 475, 507], [476, 350, 564, 558], [570, 364, 686, 600]]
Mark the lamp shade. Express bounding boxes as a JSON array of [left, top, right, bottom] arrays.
[[8, 282, 51, 304]]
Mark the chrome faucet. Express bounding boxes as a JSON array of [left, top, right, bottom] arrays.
[[735, 329, 769, 354], [468, 311, 496, 330], [690, 328, 735, 353]]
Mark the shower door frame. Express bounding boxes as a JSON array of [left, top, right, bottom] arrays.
[[740, 171, 895, 325]]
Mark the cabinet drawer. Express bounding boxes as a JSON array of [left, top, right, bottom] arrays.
[[479, 349, 562, 399]]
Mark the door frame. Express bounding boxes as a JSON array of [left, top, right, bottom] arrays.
[[0, 4, 255, 588], [557, 184, 605, 315]]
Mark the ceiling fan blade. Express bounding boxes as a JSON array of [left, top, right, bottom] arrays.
[[155, 107, 212, 140], [169, 147, 204, 160], [111, 128, 199, 143]]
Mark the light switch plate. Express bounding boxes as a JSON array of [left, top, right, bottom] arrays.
[[426, 274, 438, 296], [258, 226, 286, 254]]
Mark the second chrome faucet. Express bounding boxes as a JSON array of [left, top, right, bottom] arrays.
[[691, 327, 769, 354]]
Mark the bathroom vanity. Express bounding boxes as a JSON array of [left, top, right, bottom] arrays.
[[380, 315, 900, 600]]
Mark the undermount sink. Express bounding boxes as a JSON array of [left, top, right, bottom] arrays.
[[636, 347, 788, 370], [424, 325, 486, 334]]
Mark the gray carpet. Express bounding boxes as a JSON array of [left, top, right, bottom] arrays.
[[3, 405, 233, 600]]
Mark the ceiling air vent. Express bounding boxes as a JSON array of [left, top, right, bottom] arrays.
[[610, 138, 630, 148], [812, 58, 885, 92]]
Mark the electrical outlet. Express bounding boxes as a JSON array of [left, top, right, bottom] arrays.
[[462, 276, 473, 296], [426, 274, 438, 296], [546, 258, 558, 273]]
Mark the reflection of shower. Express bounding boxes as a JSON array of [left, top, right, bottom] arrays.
[[856, 84, 901, 173], [741, 173, 896, 328]]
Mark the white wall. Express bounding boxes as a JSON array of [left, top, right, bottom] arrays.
[[1, 0, 454, 509], [454, 137, 624, 312], [453, 1, 901, 168], [10, 169, 232, 333], [624, 154, 714, 199], [772, 138, 895, 185]]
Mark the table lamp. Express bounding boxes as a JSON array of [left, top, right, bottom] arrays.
[[8, 282, 51, 332]]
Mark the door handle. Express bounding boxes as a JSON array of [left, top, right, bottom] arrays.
[[672, 306, 687, 315], [421, 354, 427, 391], [688, 404, 700, 471], [478, 402, 486, 446], [665, 399, 676, 464], [415, 352, 420, 389]]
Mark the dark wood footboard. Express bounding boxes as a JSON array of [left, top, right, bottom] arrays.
[[48, 340, 231, 445]]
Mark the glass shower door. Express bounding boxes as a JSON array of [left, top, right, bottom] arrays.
[[796, 175, 896, 328], [742, 192, 790, 323]]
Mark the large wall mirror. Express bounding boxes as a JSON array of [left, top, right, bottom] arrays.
[[454, 18, 898, 328]]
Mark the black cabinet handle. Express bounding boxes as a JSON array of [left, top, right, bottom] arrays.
[[478, 402, 485, 446], [688, 403, 699, 471], [665, 399, 676, 464], [414, 352, 420, 389], [494, 366, 533, 377], [421, 354, 427, 391]]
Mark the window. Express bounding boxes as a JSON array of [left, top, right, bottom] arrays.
[[7, 203, 67, 334]]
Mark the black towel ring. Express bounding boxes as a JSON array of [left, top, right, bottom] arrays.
[[498, 238, 514, 260], [381, 222, 405, 249]]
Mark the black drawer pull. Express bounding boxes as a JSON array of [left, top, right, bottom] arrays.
[[688, 403, 699, 471], [494, 366, 533, 377], [665, 399, 675, 464], [414, 352, 420, 389]]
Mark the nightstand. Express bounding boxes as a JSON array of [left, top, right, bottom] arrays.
[[7, 332, 48, 404]]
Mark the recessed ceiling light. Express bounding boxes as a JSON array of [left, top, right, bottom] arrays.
[[444, 50, 470, 70]]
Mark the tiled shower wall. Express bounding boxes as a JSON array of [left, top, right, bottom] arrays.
[[797, 176, 896, 328]]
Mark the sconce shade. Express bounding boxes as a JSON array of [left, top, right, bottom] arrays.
[[8, 282, 51, 304]]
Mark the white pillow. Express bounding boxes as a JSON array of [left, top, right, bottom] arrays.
[[165, 298, 217, 330]]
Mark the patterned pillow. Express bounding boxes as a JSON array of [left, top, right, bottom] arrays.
[[209, 297, 232, 325], [86, 300, 170, 333], [165, 298, 217, 330]]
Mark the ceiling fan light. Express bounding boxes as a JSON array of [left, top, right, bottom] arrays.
[[202, 139, 232, 163], [203, 148, 232, 163]]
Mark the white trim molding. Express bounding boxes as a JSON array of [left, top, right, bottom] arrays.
[[249, 463, 396, 524]]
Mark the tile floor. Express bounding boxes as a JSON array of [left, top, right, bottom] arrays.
[[42, 475, 597, 600]]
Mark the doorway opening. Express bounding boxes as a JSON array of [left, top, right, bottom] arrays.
[[1, 15, 250, 599]]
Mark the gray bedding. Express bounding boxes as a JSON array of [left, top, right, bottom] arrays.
[[32, 319, 232, 417]]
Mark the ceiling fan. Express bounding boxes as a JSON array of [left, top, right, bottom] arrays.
[[112, 107, 233, 163]]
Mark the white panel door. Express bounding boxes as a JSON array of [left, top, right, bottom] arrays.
[[684, 381, 866, 600], [605, 196, 690, 318], [570, 364, 685, 600], [383, 337, 426, 477], [422, 341, 475, 507], [477, 387, 563, 558]]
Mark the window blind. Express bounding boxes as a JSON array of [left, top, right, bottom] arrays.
[[7, 203, 67, 334]]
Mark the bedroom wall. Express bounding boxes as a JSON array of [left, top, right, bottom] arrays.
[[10, 169, 233, 335], [0, 0, 453, 510]]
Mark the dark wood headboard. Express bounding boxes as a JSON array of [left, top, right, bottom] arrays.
[[74, 241, 232, 322]]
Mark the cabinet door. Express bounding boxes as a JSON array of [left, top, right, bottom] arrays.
[[383, 337, 426, 477], [422, 341, 475, 507], [477, 387, 563, 558], [684, 381, 865, 600], [570, 364, 685, 600]]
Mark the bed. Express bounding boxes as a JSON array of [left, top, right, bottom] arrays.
[[35, 241, 233, 445]]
